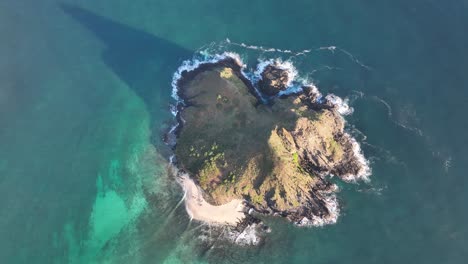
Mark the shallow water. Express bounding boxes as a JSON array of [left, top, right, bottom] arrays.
[[1, 0, 467, 263]]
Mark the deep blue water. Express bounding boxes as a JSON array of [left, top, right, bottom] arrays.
[[1, 0, 468, 263]]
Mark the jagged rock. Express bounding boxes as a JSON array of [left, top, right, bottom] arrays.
[[258, 65, 290, 96]]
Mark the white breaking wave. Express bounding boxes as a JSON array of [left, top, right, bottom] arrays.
[[253, 58, 298, 88], [304, 77, 324, 97], [341, 133, 372, 182], [298, 189, 340, 227], [197, 223, 262, 246], [277, 84, 304, 96], [227, 223, 261, 246], [169, 104, 178, 116], [253, 58, 318, 97], [325, 94, 354, 115]]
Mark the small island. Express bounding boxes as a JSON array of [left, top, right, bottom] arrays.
[[171, 56, 369, 228]]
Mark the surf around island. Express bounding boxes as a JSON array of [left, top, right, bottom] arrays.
[[166, 46, 371, 235]]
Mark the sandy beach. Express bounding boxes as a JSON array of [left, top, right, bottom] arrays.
[[178, 174, 246, 226]]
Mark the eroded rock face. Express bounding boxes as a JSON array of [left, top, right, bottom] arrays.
[[258, 65, 290, 96], [173, 58, 366, 225]]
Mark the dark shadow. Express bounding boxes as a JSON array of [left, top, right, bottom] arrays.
[[60, 3, 192, 128], [59, 4, 193, 263]]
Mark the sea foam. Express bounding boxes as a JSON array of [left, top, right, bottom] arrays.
[[325, 94, 354, 115], [228, 223, 261, 246], [253, 58, 298, 88], [298, 186, 340, 227], [341, 133, 372, 182]]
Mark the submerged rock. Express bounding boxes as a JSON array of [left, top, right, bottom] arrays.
[[172, 57, 368, 227]]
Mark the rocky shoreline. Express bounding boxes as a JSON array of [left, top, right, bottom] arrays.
[[167, 54, 370, 236]]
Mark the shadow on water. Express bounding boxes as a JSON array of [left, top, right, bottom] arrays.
[[60, 3, 192, 143], [60, 4, 194, 263]]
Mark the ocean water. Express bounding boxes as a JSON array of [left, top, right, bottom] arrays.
[[1, 0, 467, 263]]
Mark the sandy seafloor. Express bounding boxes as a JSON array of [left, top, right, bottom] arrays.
[[1, 0, 468, 263]]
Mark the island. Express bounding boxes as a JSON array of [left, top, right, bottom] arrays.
[[170, 55, 369, 229]]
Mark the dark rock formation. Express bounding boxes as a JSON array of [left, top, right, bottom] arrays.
[[258, 65, 290, 96]]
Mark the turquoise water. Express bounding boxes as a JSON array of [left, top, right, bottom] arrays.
[[1, 0, 467, 263]]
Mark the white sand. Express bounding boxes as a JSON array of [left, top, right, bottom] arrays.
[[179, 174, 246, 226]]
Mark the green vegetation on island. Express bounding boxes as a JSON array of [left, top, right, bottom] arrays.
[[174, 59, 365, 224]]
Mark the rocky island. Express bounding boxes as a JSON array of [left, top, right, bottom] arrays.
[[170, 54, 369, 229]]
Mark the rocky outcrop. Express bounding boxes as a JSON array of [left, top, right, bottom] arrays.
[[258, 65, 290, 96]]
